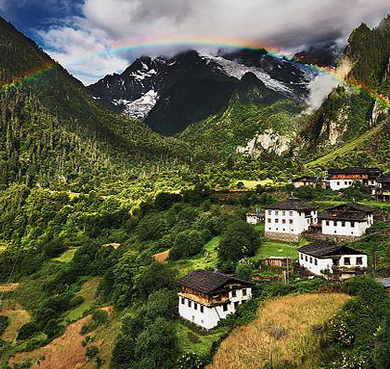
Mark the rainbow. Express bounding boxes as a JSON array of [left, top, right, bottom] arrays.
[[1, 38, 389, 109]]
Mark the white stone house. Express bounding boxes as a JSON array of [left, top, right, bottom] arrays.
[[291, 176, 317, 188], [299, 241, 368, 278], [318, 203, 374, 239], [328, 168, 382, 191], [246, 211, 263, 225], [178, 270, 253, 330], [265, 200, 318, 242]]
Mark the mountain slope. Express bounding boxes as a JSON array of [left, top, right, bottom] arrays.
[[296, 16, 390, 170], [0, 16, 189, 188], [87, 49, 312, 136]]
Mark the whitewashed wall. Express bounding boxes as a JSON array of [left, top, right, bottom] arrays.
[[321, 215, 373, 237], [299, 252, 368, 276], [265, 209, 317, 236]]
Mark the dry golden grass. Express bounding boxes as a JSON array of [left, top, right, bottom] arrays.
[[0, 283, 19, 292], [0, 300, 31, 343], [207, 293, 350, 369]]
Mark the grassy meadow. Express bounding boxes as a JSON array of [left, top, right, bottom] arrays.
[[207, 293, 351, 369]]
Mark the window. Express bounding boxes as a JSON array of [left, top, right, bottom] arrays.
[[351, 222, 355, 228], [282, 219, 286, 224], [337, 181, 340, 186], [310, 257, 313, 263], [181, 298, 185, 305], [356, 257, 363, 265], [232, 290, 236, 298], [200, 306, 204, 313], [290, 219, 293, 224], [268, 210, 272, 215], [234, 301, 240, 309], [344, 257, 351, 265], [342, 221, 346, 227], [315, 259, 318, 266], [223, 303, 229, 312], [289, 211, 293, 216], [188, 300, 192, 308], [305, 255, 308, 261], [300, 254, 303, 260], [269, 228, 271, 230], [194, 303, 198, 310], [275, 211, 279, 215], [326, 221, 330, 226], [242, 289, 247, 296], [267, 218, 271, 223], [344, 181, 348, 185], [275, 219, 279, 223], [282, 211, 286, 216]]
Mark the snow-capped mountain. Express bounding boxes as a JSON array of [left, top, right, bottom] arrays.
[[87, 49, 315, 135]]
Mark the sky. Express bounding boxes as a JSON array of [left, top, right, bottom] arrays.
[[0, 0, 389, 85]]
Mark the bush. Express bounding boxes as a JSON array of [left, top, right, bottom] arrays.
[[0, 315, 9, 336], [44, 319, 62, 338], [17, 322, 41, 341], [218, 221, 261, 270], [69, 295, 85, 308], [170, 230, 204, 260]]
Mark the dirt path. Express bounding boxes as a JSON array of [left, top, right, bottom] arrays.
[[10, 307, 113, 369]]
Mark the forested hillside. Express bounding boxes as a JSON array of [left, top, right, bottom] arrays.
[[0, 16, 190, 189], [297, 17, 390, 171]]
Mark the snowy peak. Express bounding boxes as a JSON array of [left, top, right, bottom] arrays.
[[86, 49, 314, 134]]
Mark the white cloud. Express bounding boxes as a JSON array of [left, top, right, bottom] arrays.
[[37, 0, 390, 84]]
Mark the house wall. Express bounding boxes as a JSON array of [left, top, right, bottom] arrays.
[[265, 209, 317, 240], [329, 179, 358, 191], [246, 214, 262, 225], [321, 215, 373, 237], [299, 252, 368, 276], [178, 287, 252, 330]]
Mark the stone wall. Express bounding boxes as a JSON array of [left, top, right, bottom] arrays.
[[265, 232, 300, 243], [304, 233, 361, 243]]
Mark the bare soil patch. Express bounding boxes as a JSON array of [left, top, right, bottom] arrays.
[[10, 307, 113, 369], [153, 250, 170, 263]]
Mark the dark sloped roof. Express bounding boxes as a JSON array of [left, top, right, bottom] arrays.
[[318, 203, 374, 221], [179, 269, 252, 294], [376, 278, 390, 288], [328, 167, 382, 175], [266, 200, 316, 211], [378, 175, 390, 183], [299, 241, 366, 258]]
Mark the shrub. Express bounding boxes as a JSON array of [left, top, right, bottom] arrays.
[[0, 315, 9, 336], [69, 295, 85, 308], [170, 230, 204, 260], [218, 220, 261, 270], [17, 322, 40, 341]]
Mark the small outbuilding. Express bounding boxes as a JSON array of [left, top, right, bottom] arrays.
[[178, 269, 253, 330]]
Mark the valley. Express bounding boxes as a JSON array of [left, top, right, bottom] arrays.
[[0, 6, 390, 369]]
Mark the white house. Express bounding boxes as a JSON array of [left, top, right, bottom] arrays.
[[265, 199, 318, 242], [373, 175, 390, 202], [178, 269, 253, 330], [291, 176, 317, 188], [299, 241, 368, 278], [328, 168, 382, 191], [246, 210, 263, 225], [318, 203, 374, 239]]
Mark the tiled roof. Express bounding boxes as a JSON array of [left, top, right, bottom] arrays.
[[299, 241, 365, 258], [266, 200, 316, 211], [378, 175, 390, 183], [376, 278, 390, 288], [292, 176, 317, 182], [179, 269, 252, 294], [318, 203, 374, 221], [328, 167, 382, 175]]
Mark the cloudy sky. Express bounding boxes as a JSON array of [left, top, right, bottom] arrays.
[[0, 0, 389, 85]]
